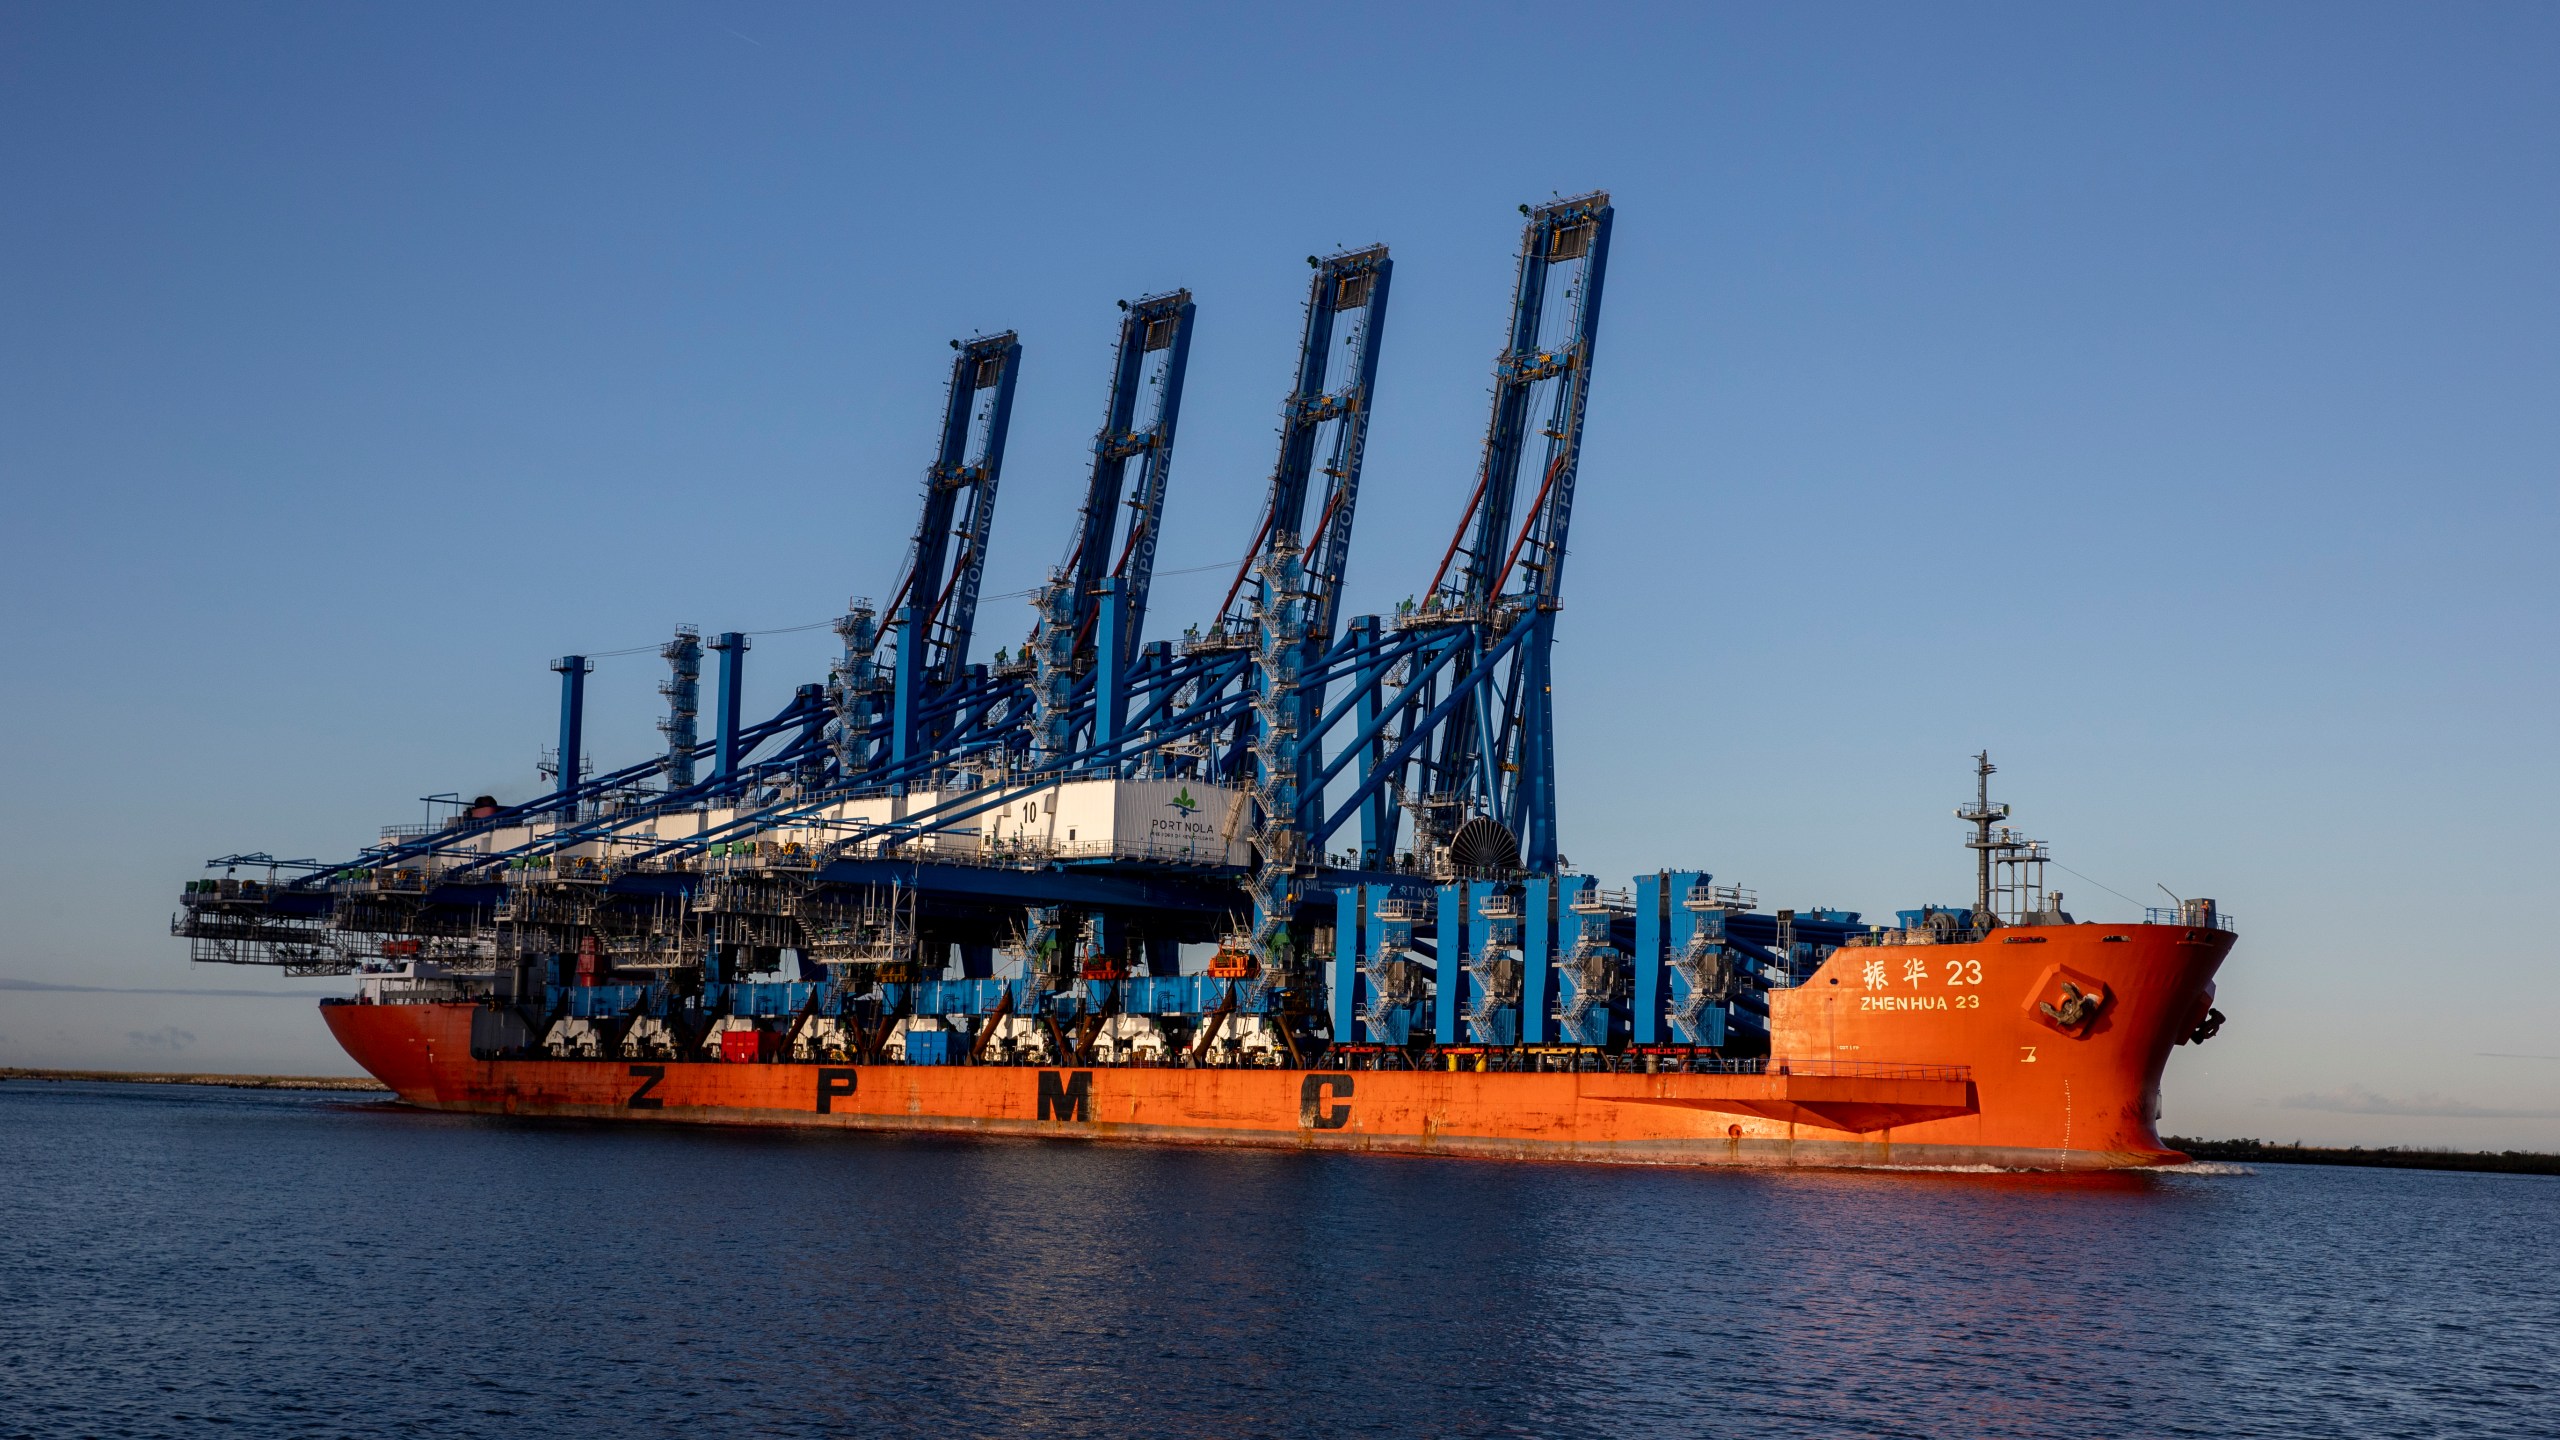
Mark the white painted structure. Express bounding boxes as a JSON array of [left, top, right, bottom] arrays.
[[978, 779, 1248, 865]]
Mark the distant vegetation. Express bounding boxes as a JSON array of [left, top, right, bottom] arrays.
[[2170, 1137, 2560, 1177], [0, 1068, 386, 1092]]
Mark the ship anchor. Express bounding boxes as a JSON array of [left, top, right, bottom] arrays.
[[2040, 981, 2106, 1030]]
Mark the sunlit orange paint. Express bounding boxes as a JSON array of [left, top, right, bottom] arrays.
[[324, 922, 2230, 1169]]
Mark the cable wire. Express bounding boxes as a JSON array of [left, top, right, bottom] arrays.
[[558, 561, 1240, 663]]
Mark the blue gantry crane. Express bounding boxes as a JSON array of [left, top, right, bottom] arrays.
[[173, 194, 1889, 1072], [1024, 289, 1197, 768], [1403, 194, 1612, 875], [888, 332, 1021, 774]]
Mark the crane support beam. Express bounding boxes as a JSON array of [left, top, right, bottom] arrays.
[[1402, 194, 1612, 873], [1073, 291, 1194, 663], [1244, 246, 1392, 649], [1027, 291, 1195, 772], [890, 332, 1021, 766], [550, 656, 592, 798], [709, 632, 749, 787]]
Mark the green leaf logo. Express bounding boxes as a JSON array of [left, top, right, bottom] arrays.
[[1169, 787, 1198, 814]]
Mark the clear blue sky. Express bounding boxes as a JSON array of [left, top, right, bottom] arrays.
[[4, 3, 2554, 1145]]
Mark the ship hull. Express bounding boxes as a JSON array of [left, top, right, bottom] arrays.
[[324, 922, 2231, 1170]]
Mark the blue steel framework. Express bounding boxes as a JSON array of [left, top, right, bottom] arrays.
[[1025, 289, 1197, 769], [888, 333, 1021, 774], [658, 628, 701, 788], [1064, 290, 1195, 692], [1399, 194, 1612, 875], [172, 196, 1881, 1066]]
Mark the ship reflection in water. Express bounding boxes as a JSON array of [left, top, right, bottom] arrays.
[[3, 1082, 2551, 1440]]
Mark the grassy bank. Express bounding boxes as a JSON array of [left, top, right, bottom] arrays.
[[2169, 1136, 2560, 1177], [0, 1067, 388, 1093]]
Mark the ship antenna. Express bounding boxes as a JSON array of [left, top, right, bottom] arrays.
[[1957, 751, 2011, 926]]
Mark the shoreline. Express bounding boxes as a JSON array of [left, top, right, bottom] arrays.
[[0, 1067, 389, 1093], [2169, 1136, 2560, 1177]]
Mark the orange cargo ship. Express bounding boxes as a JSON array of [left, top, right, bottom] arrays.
[[324, 916, 2231, 1170], [176, 202, 2235, 1174]]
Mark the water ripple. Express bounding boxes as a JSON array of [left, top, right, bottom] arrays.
[[1, 1082, 2552, 1439]]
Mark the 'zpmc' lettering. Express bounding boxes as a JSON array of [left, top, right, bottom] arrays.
[[1037, 1070, 1093, 1122], [816, 1068, 858, 1114], [1299, 1073, 1354, 1129]]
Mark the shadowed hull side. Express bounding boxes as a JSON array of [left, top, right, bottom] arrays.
[[323, 925, 2226, 1171]]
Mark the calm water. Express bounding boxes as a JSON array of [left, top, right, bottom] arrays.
[[0, 1083, 2551, 1439]]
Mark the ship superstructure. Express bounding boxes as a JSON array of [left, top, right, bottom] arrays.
[[175, 197, 2235, 1167]]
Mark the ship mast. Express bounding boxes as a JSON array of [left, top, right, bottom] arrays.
[[1957, 751, 2010, 925]]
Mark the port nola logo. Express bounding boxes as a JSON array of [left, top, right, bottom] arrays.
[[1151, 784, 1218, 844]]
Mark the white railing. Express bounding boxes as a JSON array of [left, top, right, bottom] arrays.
[[2146, 906, 2237, 933]]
